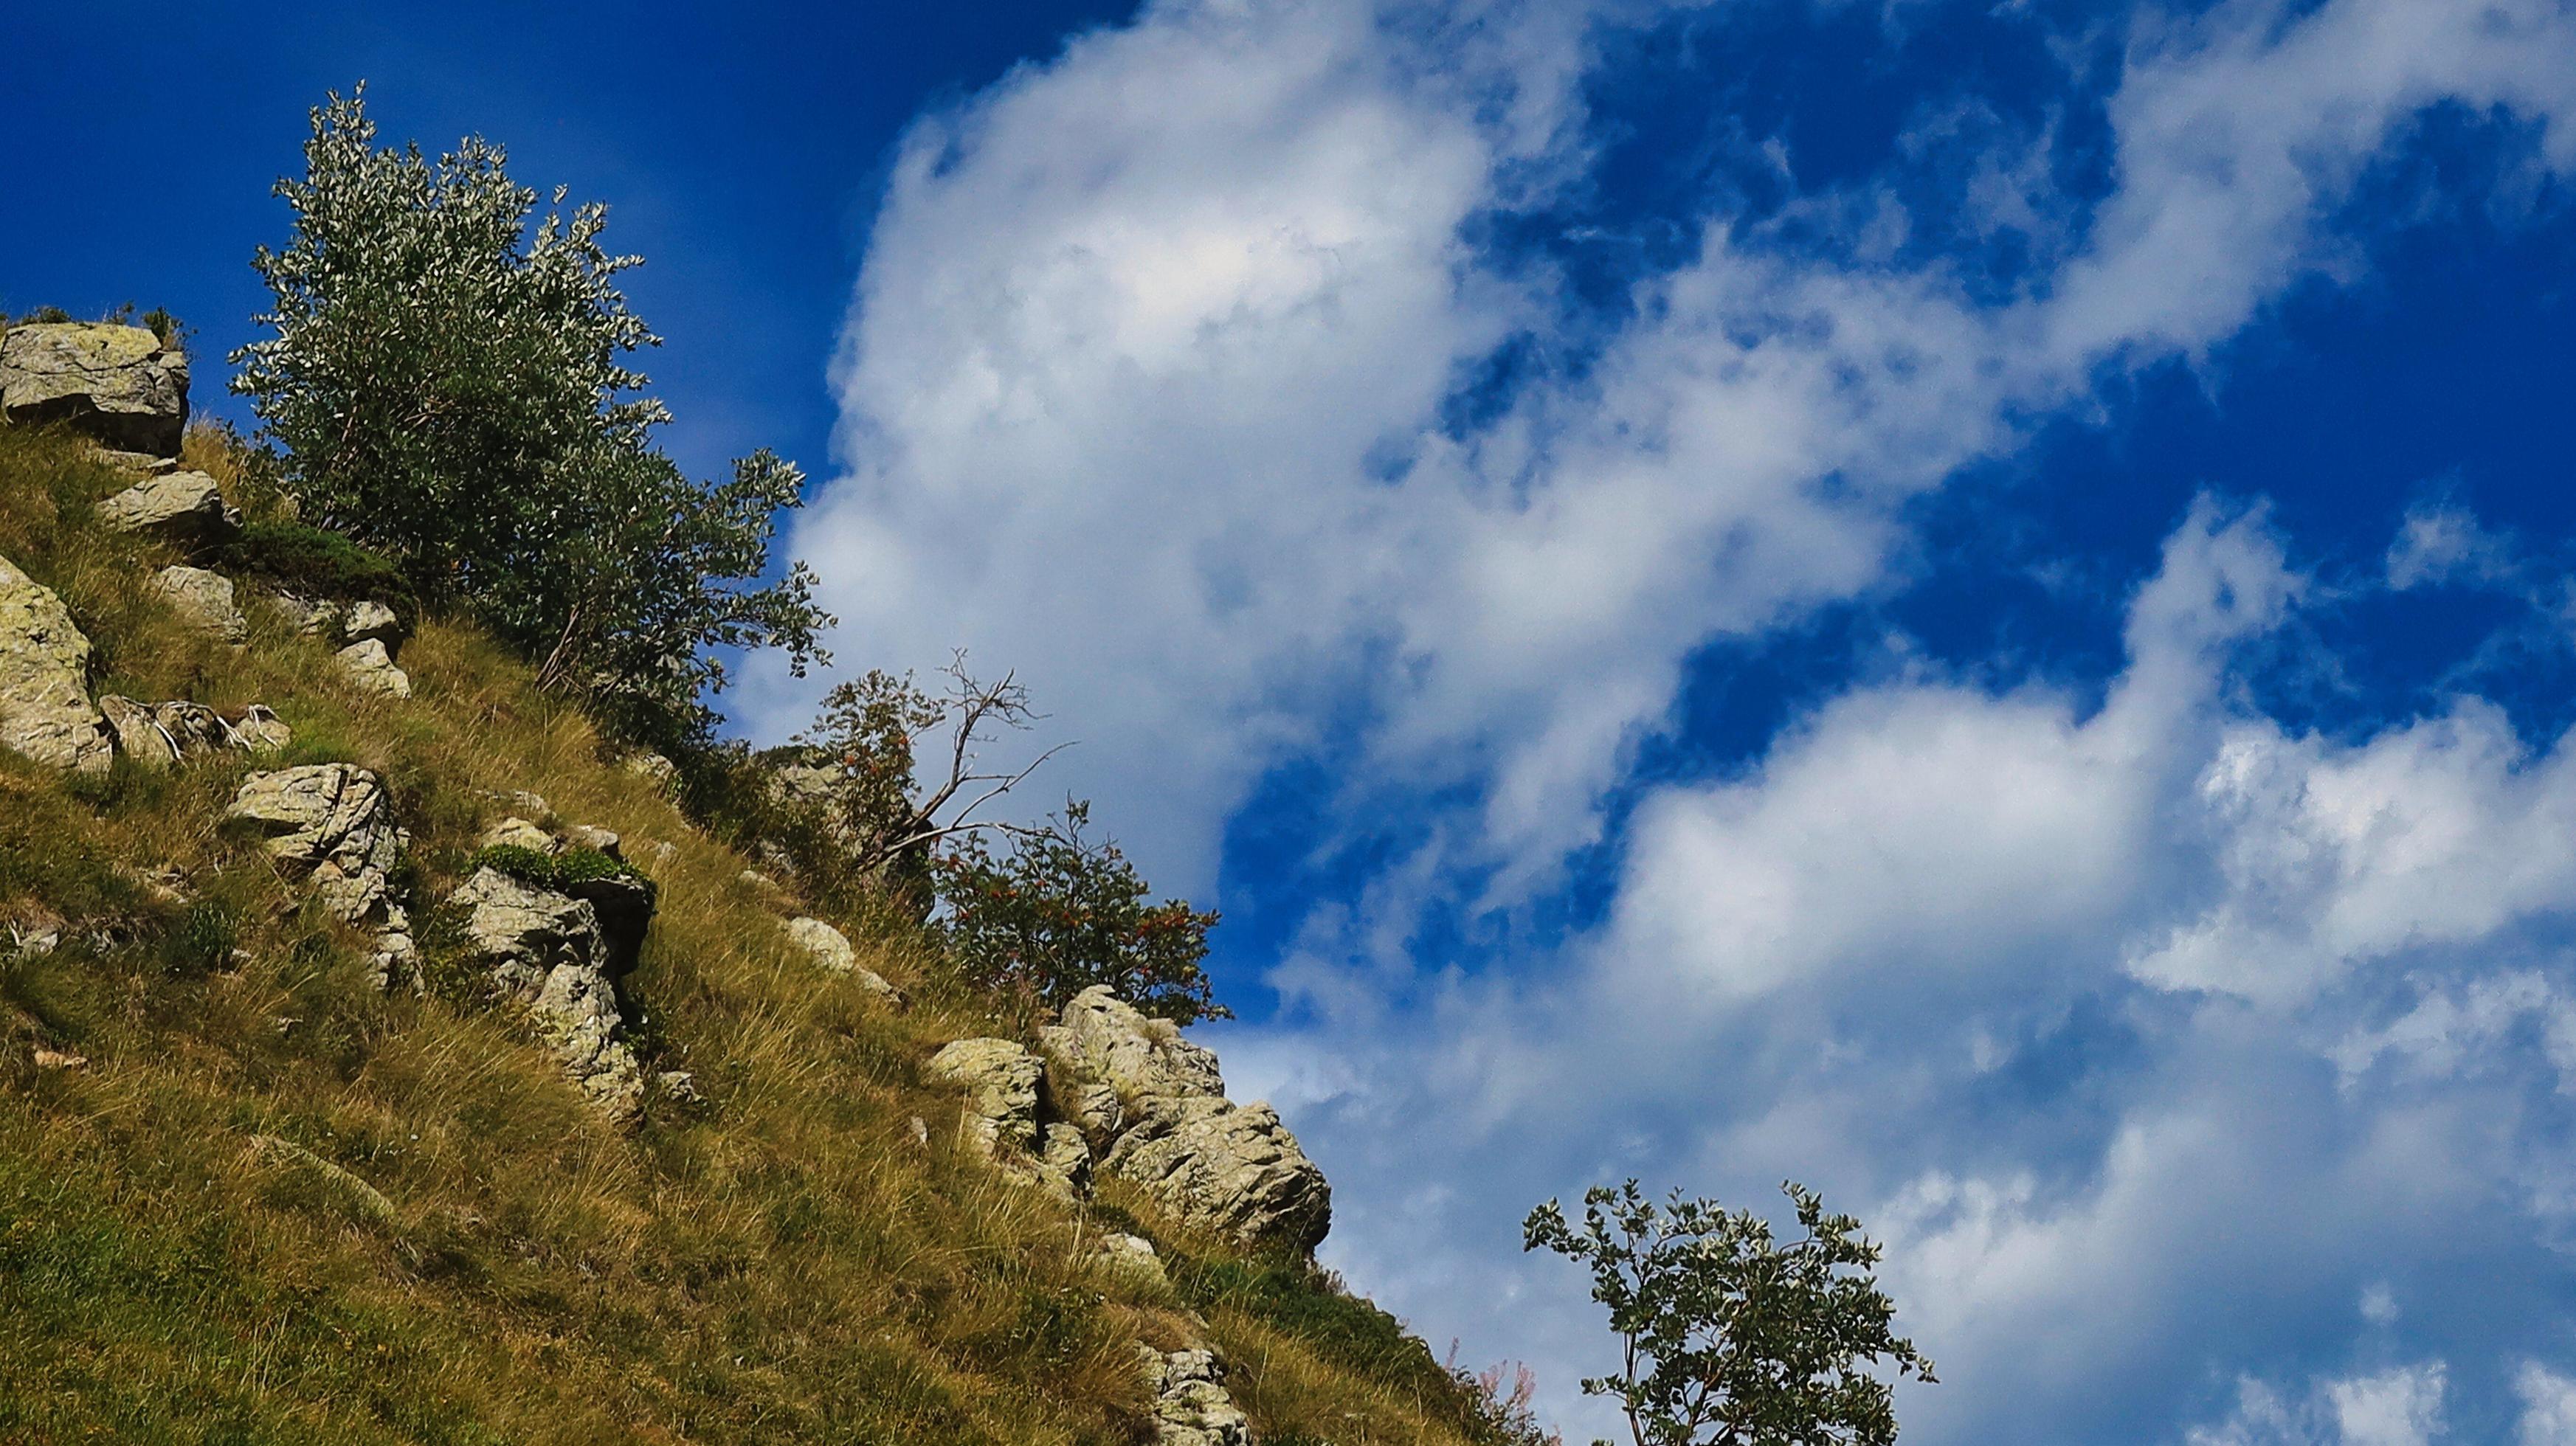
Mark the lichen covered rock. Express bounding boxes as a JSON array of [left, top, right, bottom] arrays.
[[782, 915, 908, 1009], [227, 764, 403, 923], [450, 866, 646, 1121], [0, 322, 188, 455], [96, 471, 239, 547], [228, 764, 415, 989], [927, 1038, 1045, 1155], [1136, 1346, 1251, 1446], [151, 564, 247, 642], [1037, 985, 1226, 1110], [1105, 1096, 1332, 1256], [334, 637, 411, 698], [0, 553, 111, 773]]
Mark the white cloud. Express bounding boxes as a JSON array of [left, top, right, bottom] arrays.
[[2185, 1366, 2447, 1446], [2330, 1364, 2448, 1446], [2516, 1363, 2576, 1446], [789, 0, 2576, 1440], [787, 0, 2576, 902]]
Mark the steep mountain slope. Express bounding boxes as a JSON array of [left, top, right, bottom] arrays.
[[0, 356, 1505, 1445]]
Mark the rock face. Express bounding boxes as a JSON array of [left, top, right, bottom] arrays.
[[96, 471, 239, 548], [927, 1039, 1046, 1155], [1106, 1098, 1332, 1256], [228, 765, 401, 921], [1039, 986, 1226, 1104], [0, 553, 113, 773], [1041, 986, 1329, 1255], [227, 764, 415, 989], [782, 916, 908, 1009], [925, 1037, 1097, 1199], [151, 565, 247, 643], [450, 866, 647, 1121], [1136, 1346, 1252, 1446], [0, 323, 188, 456]]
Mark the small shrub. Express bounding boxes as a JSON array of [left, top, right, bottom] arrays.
[[463, 843, 657, 911], [936, 800, 1225, 1025], [213, 519, 415, 611], [156, 899, 242, 978]]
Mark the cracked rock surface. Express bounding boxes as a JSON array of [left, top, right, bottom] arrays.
[[0, 553, 111, 773], [451, 867, 647, 1121], [227, 764, 416, 989], [1136, 1346, 1252, 1446], [0, 322, 188, 455]]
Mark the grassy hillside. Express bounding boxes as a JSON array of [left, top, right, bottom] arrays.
[[0, 423, 1503, 1446]]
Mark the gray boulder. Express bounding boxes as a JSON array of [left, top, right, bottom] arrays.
[[98, 696, 235, 768], [782, 915, 908, 1009], [0, 553, 111, 773], [227, 764, 404, 925], [926, 1038, 1045, 1156], [97, 471, 239, 548], [0, 322, 188, 456], [450, 867, 646, 1121], [341, 600, 402, 645], [227, 764, 415, 990], [151, 565, 247, 643], [1105, 1096, 1332, 1256], [230, 704, 291, 754], [1136, 1346, 1251, 1446], [334, 638, 411, 698], [1037, 985, 1226, 1111]]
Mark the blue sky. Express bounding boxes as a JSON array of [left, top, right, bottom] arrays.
[[15, 3, 2576, 1442]]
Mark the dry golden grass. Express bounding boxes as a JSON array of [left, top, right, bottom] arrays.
[[0, 423, 1490, 1446]]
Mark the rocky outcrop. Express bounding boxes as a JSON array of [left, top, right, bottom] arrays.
[[782, 915, 908, 1009], [0, 553, 112, 773], [925, 1037, 1095, 1199], [151, 564, 247, 643], [1039, 986, 1226, 1106], [227, 764, 415, 989], [99, 696, 291, 769], [96, 471, 239, 548], [1040, 986, 1330, 1256], [471, 817, 655, 974], [926, 984, 1331, 1250], [0, 322, 189, 456], [1136, 1346, 1252, 1446], [927, 1039, 1045, 1155], [275, 595, 413, 697], [450, 866, 646, 1121], [1105, 1098, 1331, 1256]]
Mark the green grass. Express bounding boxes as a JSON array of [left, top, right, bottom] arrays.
[[0, 423, 1510, 1446]]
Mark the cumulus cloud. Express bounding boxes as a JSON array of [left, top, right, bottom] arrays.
[[787, 0, 2576, 907], [2183, 1366, 2449, 1446], [786, 0, 2576, 1440]]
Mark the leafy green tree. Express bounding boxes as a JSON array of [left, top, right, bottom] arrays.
[[1524, 1181, 1932, 1446], [230, 85, 828, 741], [936, 800, 1226, 1025]]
